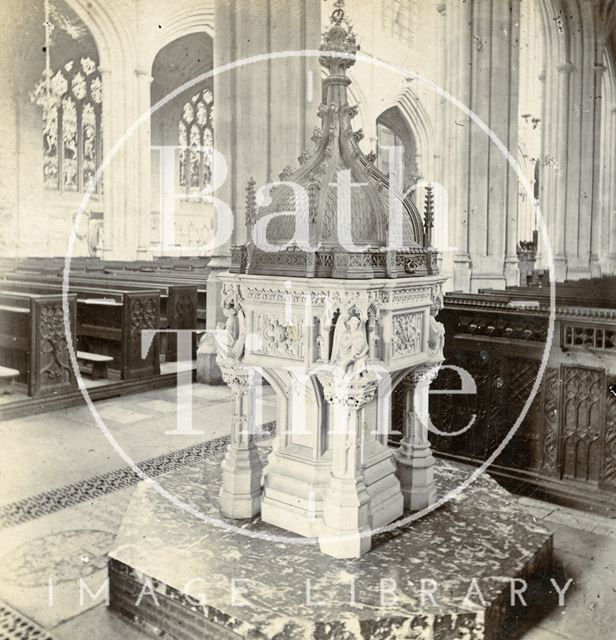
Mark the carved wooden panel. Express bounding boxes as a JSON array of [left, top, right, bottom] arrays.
[[560, 365, 604, 483], [540, 368, 560, 475], [413, 302, 616, 511], [601, 378, 616, 490], [454, 310, 548, 343], [122, 292, 160, 380], [498, 358, 542, 471], [167, 286, 198, 362], [425, 348, 507, 461], [562, 323, 616, 352], [31, 295, 78, 397]]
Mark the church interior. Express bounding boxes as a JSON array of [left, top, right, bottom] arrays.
[[0, 0, 615, 638]]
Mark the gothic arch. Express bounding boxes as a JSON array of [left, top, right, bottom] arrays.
[[385, 85, 435, 180], [61, 0, 130, 71], [150, 31, 214, 145], [142, 2, 215, 73]]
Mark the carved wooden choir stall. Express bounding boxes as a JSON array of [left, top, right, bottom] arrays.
[[418, 279, 616, 516], [215, 6, 446, 558]]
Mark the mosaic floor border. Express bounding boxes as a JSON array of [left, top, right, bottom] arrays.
[[0, 424, 275, 530], [0, 601, 59, 640]]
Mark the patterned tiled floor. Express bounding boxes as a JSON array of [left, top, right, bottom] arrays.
[[0, 426, 273, 530], [0, 384, 276, 639], [0, 602, 58, 640], [0, 385, 614, 639]]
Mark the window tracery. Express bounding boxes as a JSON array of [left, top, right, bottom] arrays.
[[178, 88, 214, 198], [33, 57, 103, 193]]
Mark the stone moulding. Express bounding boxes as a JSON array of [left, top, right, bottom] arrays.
[[230, 244, 439, 280]]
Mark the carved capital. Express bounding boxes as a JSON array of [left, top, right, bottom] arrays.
[[219, 362, 258, 389], [402, 364, 441, 387], [319, 372, 378, 409]]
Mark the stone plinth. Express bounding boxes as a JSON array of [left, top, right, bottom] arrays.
[[109, 446, 553, 640]]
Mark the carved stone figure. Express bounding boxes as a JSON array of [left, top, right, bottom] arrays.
[[216, 297, 245, 360], [329, 308, 369, 378], [427, 316, 445, 360]]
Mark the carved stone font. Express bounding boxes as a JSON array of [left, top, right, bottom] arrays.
[[215, 273, 446, 558], [214, 0, 447, 559]]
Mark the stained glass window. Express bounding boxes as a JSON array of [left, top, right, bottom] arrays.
[[35, 56, 103, 193], [178, 89, 214, 198]]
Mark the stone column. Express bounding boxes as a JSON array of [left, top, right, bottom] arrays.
[[605, 105, 616, 273], [441, 0, 521, 291], [0, 39, 19, 257], [589, 63, 607, 277], [318, 375, 377, 559], [219, 364, 264, 519], [395, 366, 438, 511], [197, 0, 320, 383], [446, 0, 472, 292], [100, 63, 147, 260], [135, 68, 153, 257]]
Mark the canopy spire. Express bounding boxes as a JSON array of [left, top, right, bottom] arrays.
[[320, 0, 359, 85]]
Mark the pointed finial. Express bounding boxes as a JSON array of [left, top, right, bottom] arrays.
[[320, 0, 358, 75], [245, 177, 257, 237], [331, 0, 345, 23], [423, 184, 435, 248]]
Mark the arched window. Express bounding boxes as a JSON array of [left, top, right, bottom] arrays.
[[33, 57, 103, 193], [376, 107, 418, 197], [178, 89, 214, 197]]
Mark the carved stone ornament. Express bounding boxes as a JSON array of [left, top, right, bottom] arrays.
[[402, 365, 441, 386], [212, 0, 448, 559], [219, 361, 258, 389], [253, 313, 304, 359]]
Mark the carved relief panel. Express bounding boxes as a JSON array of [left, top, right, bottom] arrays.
[[251, 313, 305, 360], [392, 311, 423, 358], [123, 293, 160, 380], [31, 297, 78, 397]]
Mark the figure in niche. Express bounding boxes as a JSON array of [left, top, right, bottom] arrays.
[[427, 316, 445, 360], [330, 308, 370, 378], [216, 297, 245, 360]]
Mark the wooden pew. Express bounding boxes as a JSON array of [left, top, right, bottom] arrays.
[[0, 291, 78, 397], [404, 284, 616, 516], [0, 274, 195, 359], [0, 274, 200, 354], [76, 291, 161, 380], [0, 284, 161, 381], [65, 270, 206, 329], [0, 258, 208, 330]]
